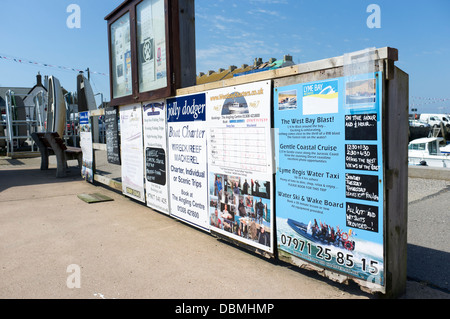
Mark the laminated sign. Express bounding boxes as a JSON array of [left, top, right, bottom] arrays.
[[120, 104, 146, 203], [80, 111, 93, 183], [143, 100, 169, 214], [167, 93, 209, 231], [274, 72, 385, 288], [206, 81, 274, 254]]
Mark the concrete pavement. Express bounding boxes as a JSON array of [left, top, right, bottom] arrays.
[[0, 157, 448, 299]]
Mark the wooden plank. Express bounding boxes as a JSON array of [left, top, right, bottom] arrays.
[[90, 109, 105, 117], [94, 174, 123, 192], [93, 143, 107, 151], [384, 66, 409, 298], [77, 193, 114, 204]]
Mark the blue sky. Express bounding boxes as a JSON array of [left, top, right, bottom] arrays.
[[0, 0, 449, 113]]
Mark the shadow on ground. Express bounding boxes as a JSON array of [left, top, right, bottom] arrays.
[[0, 166, 82, 193], [407, 243, 450, 293]]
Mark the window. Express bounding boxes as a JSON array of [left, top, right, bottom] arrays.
[[429, 142, 437, 155], [409, 143, 425, 151], [137, 0, 168, 93], [111, 13, 132, 99]]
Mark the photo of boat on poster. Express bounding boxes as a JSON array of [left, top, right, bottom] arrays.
[[345, 78, 377, 106], [278, 89, 297, 111], [277, 216, 384, 284]]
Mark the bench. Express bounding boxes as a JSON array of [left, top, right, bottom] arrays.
[[31, 132, 83, 178]]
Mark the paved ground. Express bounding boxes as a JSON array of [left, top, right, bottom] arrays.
[[0, 157, 448, 300], [407, 177, 450, 293]]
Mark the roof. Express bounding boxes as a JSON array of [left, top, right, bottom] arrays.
[[0, 87, 31, 108], [197, 65, 254, 85], [409, 137, 443, 144], [197, 56, 295, 85], [0, 73, 47, 107]]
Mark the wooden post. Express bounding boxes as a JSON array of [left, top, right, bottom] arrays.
[[177, 0, 197, 89], [384, 66, 409, 298]]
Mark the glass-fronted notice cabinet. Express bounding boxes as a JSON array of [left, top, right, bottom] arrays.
[[106, 0, 181, 106]]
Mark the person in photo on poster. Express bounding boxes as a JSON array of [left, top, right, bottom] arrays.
[[243, 179, 249, 195], [255, 198, 265, 224], [258, 225, 270, 246], [210, 208, 222, 229]]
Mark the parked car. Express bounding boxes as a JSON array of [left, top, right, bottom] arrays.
[[409, 119, 430, 128], [419, 113, 450, 128]]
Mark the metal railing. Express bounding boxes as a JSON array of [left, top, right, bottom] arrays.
[[1, 90, 40, 156]]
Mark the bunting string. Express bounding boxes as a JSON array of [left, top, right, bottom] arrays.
[[0, 53, 108, 76], [410, 96, 450, 107]]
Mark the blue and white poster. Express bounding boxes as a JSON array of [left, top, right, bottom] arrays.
[[167, 93, 210, 232], [274, 72, 385, 290], [143, 99, 169, 215]]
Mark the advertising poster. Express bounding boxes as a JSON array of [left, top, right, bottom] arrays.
[[206, 81, 274, 253], [79, 111, 93, 183], [120, 104, 146, 203], [167, 93, 209, 231], [274, 72, 385, 288], [143, 100, 169, 215], [105, 107, 121, 165]]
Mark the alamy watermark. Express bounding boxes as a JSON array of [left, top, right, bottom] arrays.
[[67, 4, 81, 29], [66, 264, 81, 289], [367, 4, 381, 29]]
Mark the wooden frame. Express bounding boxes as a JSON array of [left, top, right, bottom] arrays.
[[105, 0, 181, 107]]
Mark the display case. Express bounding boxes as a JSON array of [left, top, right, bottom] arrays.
[[106, 0, 195, 106]]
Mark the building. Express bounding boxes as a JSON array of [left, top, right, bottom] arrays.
[[196, 55, 295, 85]]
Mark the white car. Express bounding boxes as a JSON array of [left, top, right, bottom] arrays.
[[409, 119, 430, 128]]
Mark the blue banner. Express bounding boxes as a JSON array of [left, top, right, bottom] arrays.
[[79, 111, 89, 125], [274, 72, 385, 288], [167, 93, 206, 123]]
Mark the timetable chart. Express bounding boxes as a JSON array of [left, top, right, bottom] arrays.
[[209, 127, 269, 172]]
